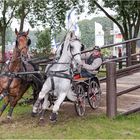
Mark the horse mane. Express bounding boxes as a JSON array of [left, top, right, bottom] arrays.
[[63, 32, 72, 49], [11, 47, 20, 60]]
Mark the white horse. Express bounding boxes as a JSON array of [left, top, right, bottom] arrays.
[[32, 31, 82, 123]]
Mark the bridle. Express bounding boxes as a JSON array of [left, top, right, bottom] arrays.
[[68, 38, 81, 62], [15, 33, 31, 60]]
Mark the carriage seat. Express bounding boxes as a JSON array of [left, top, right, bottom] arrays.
[[73, 70, 98, 79]]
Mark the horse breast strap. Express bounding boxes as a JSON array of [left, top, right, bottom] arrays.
[[47, 71, 72, 80]]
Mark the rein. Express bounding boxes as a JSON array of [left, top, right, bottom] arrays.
[[71, 52, 81, 60]]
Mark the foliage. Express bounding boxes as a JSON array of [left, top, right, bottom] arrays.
[[0, 0, 17, 30], [87, 0, 140, 54], [101, 48, 112, 58], [5, 27, 15, 44], [79, 19, 95, 48], [19, 0, 85, 33], [35, 28, 51, 57], [14, 0, 32, 31], [79, 17, 113, 48], [56, 30, 66, 43]]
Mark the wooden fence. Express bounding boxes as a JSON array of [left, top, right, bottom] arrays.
[[97, 37, 140, 118], [106, 62, 140, 118]]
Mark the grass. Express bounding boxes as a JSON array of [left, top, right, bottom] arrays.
[[0, 86, 139, 139], [0, 102, 139, 139]]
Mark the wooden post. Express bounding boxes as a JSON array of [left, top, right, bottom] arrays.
[[118, 48, 122, 69], [106, 62, 117, 118], [126, 43, 131, 66]]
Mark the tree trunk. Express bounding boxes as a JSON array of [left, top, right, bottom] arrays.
[[0, 27, 6, 71], [131, 41, 137, 64], [126, 43, 131, 66], [19, 2, 26, 32], [19, 16, 25, 32], [1, 27, 6, 63]]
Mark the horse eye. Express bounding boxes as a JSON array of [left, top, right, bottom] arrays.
[[70, 46, 73, 50]]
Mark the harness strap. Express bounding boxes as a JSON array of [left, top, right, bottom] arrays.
[[50, 69, 68, 73], [48, 71, 72, 80], [6, 77, 13, 90], [45, 63, 54, 75], [51, 76, 55, 91], [72, 53, 81, 58], [72, 52, 81, 60]]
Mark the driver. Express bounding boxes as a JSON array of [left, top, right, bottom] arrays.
[[80, 46, 102, 78]]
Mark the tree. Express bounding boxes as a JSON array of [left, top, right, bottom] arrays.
[[15, 0, 31, 32], [79, 17, 113, 48], [88, 0, 140, 56], [0, 0, 18, 62], [0, 0, 84, 62], [35, 28, 51, 57]]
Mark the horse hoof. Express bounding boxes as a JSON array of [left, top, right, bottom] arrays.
[[31, 112, 37, 117], [50, 112, 57, 123], [38, 118, 45, 126]]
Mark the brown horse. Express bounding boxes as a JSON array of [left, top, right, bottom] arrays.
[[0, 29, 43, 121]]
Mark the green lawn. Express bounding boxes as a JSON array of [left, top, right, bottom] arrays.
[[0, 103, 139, 139]]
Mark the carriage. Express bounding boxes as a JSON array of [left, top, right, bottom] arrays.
[[43, 70, 102, 117]]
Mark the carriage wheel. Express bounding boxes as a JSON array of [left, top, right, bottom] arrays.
[[74, 84, 86, 116], [87, 80, 101, 109]]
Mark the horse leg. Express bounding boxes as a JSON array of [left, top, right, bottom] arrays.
[[50, 92, 67, 122], [32, 78, 51, 116], [67, 88, 77, 102], [38, 94, 49, 125], [7, 96, 18, 120], [32, 82, 39, 104], [0, 96, 9, 117]]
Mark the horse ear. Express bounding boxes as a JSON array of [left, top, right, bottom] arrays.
[[70, 32, 72, 38], [26, 29, 29, 35], [71, 31, 76, 39], [15, 28, 18, 35], [81, 44, 85, 51]]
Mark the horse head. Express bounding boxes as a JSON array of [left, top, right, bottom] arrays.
[[15, 28, 31, 60], [66, 31, 82, 65]]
